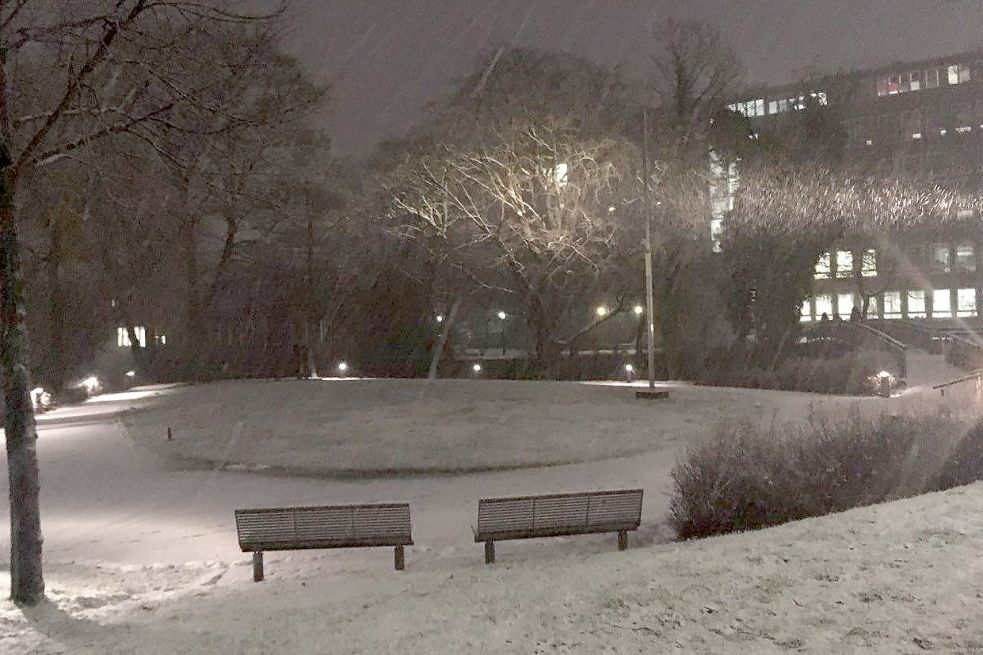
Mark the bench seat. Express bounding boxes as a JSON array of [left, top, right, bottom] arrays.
[[235, 502, 412, 580]]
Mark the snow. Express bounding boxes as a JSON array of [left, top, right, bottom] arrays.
[[1, 376, 981, 652], [121, 378, 871, 474]]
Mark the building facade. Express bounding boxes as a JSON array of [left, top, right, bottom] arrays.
[[726, 48, 983, 325]]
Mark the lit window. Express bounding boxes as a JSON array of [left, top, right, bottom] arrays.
[[925, 68, 940, 89], [814, 252, 831, 279], [933, 244, 951, 272], [866, 295, 880, 318], [800, 298, 812, 322], [755, 99, 765, 116], [861, 249, 877, 277], [836, 250, 854, 278], [958, 288, 977, 317], [876, 77, 888, 96], [888, 75, 901, 94], [837, 293, 855, 319], [883, 291, 902, 318], [912, 132, 922, 139], [116, 326, 147, 348], [955, 244, 976, 271], [932, 289, 952, 318], [815, 294, 833, 319], [813, 91, 828, 105], [768, 100, 779, 114], [907, 290, 926, 318], [908, 71, 921, 92], [948, 64, 971, 85], [956, 126, 972, 134]]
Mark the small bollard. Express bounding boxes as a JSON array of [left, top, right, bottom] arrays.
[[878, 372, 891, 398], [167, 427, 173, 441]]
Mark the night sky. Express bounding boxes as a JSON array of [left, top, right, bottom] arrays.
[[279, 0, 983, 157]]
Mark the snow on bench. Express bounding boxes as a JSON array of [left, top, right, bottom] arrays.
[[473, 489, 643, 564], [234, 502, 413, 581]]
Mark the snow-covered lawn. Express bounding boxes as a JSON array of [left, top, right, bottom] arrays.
[[121, 378, 866, 474], [5, 482, 983, 654]]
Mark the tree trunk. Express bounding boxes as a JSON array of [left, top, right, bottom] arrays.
[[45, 213, 64, 391], [427, 297, 461, 380], [0, 152, 44, 605], [181, 216, 203, 379]]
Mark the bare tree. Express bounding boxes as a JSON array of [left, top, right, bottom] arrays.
[[0, 0, 287, 605]]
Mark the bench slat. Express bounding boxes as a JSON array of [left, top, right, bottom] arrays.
[[235, 503, 412, 552], [475, 489, 642, 542]]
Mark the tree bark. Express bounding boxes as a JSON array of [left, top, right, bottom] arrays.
[[44, 212, 64, 391], [427, 296, 461, 380], [0, 146, 44, 605]]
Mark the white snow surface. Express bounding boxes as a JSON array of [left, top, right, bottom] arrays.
[[1, 374, 981, 653]]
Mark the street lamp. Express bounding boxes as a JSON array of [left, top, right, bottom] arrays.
[[595, 305, 608, 317], [633, 304, 644, 316], [436, 314, 444, 323], [496, 310, 507, 320], [337, 361, 349, 374]]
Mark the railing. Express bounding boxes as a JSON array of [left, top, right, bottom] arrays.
[[804, 320, 908, 378], [932, 368, 983, 396]]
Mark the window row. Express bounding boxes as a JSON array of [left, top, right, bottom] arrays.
[[116, 326, 166, 348], [727, 92, 827, 119], [876, 63, 972, 97], [801, 288, 978, 321], [814, 250, 877, 279], [814, 244, 977, 279]]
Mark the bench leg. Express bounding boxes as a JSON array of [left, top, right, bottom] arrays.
[[394, 545, 405, 571], [618, 531, 628, 551], [252, 551, 264, 582], [484, 540, 495, 565]]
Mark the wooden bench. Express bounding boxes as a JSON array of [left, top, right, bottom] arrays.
[[473, 488, 643, 564], [234, 502, 413, 581]]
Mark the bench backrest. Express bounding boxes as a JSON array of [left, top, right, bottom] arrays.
[[235, 503, 412, 552], [476, 489, 643, 540]]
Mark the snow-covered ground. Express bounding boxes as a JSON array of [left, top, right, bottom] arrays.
[[1, 374, 980, 653], [122, 378, 873, 474]]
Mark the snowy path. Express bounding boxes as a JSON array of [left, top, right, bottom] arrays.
[[0, 388, 685, 575], [0, 379, 943, 576]]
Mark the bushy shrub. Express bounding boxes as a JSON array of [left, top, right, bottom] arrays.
[[697, 347, 897, 396], [670, 410, 959, 540], [933, 420, 983, 490]]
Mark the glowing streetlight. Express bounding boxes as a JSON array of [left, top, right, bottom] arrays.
[[633, 305, 644, 316], [436, 314, 444, 323], [337, 361, 349, 373], [624, 363, 634, 373], [595, 305, 608, 317], [496, 311, 507, 320], [125, 370, 136, 378], [472, 363, 482, 373]]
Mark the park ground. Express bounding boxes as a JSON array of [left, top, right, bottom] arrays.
[[2, 359, 983, 653]]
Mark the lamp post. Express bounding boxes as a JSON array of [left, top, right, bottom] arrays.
[[642, 108, 657, 390]]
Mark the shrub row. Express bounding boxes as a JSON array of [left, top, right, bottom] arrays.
[[670, 409, 979, 539], [697, 347, 898, 396]]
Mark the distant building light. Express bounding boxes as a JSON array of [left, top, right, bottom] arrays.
[[496, 310, 507, 320], [940, 129, 948, 136], [125, 370, 136, 377], [865, 139, 873, 146], [956, 126, 972, 133], [607, 205, 616, 213], [912, 132, 922, 139]]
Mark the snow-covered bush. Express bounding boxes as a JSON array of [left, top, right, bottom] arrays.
[[670, 410, 958, 539], [696, 347, 897, 395]]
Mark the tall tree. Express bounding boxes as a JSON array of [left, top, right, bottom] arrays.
[[0, 0, 286, 605]]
